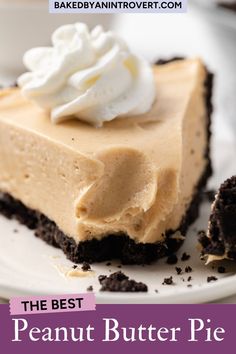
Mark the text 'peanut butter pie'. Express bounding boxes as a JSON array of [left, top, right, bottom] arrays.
[[0, 23, 213, 264]]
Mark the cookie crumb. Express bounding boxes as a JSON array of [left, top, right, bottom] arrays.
[[187, 276, 192, 282], [81, 262, 91, 272], [198, 230, 209, 250], [187, 284, 192, 288], [185, 266, 192, 273], [181, 252, 190, 261], [162, 276, 174, 285], [175, 267, 182, 275], [166, 254, 178, 265], [87, 285, 93, 292], [99, 271, 148, 292], [207, 276, 218, 283], [72, 265, 77, 269]]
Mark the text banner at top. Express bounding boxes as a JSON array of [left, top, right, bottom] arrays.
[[49, 0, 188, 13]]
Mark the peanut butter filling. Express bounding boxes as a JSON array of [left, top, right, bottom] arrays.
[[0, 59, 208, 244]]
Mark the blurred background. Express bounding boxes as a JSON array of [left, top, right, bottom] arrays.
[[0, 0, 235, 182]]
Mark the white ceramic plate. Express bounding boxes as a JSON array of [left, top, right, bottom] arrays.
[[0, 138, 236, 304]]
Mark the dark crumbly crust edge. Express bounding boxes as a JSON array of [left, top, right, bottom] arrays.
[[0, 59, 213, 264], [199, 176, 236, 261]]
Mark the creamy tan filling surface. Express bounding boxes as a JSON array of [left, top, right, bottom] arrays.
[[0, 59, 208, 244]]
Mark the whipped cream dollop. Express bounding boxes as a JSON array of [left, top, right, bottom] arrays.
[[18, 23, 156, 127]]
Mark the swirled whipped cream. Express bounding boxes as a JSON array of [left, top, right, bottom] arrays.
[[17, 23, 156, 127]]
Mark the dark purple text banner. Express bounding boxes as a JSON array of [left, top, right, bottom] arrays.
[[0, 304, 235, 353]]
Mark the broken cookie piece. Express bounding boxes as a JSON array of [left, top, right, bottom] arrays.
[[99, 271, 148, 292]]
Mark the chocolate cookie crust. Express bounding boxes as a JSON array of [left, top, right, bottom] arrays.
[[200, 176, 236, 261], [0, 61, 213, 265]]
